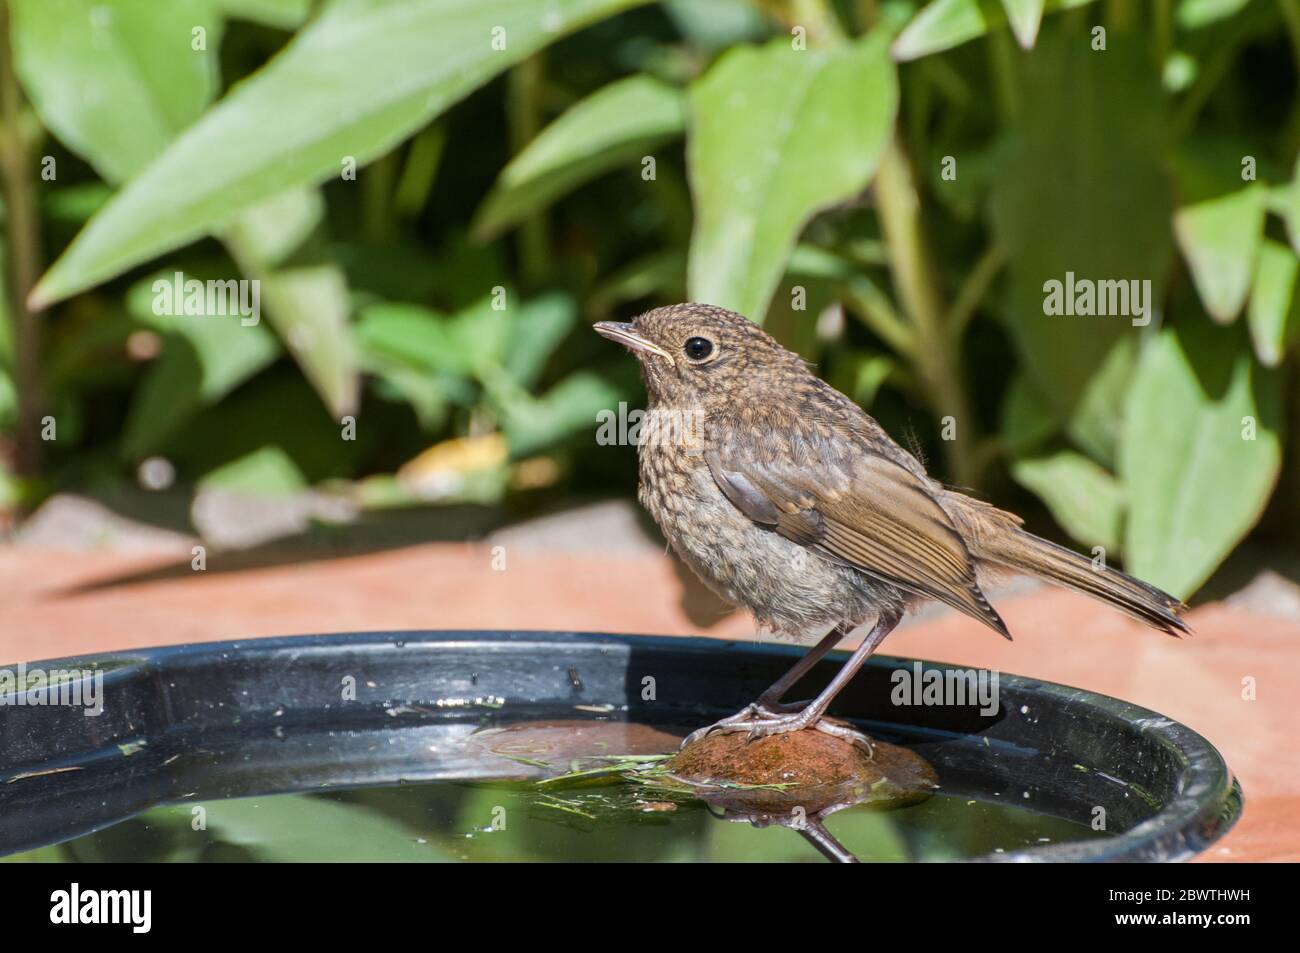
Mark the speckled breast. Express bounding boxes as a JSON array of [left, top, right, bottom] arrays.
[[635, 410, 890, 638]]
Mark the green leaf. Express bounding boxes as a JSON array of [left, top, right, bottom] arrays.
[[497, 371, 621, 456], [687, 32, 898, 321], [1120, 323, 1283, 598], [363, 359, 450, 429], [892, 0, 1092, 61], [424, 236, 509, 312], [224, 190, 362, 417], [31, 0, 650, 307], [1173, 183, 1267, 324], [0, 366, 17, 432], [216, 0, 313, 28], [257, 264, 359, 417], [125, 270, 275, 364], [588, 250, 686, 313], [1175, 0, 1252, 29], [893, 0, 999, 61], [503, 292, 576, 388], [1066, 336, 1136, 469], [1286, 158, 1300, 256], [355, 302, 457, 371], [9, 0, 222, 184], [473, 74, 685, 240], [225, 188, 324, 269], [166, 373, 363, 480], [1011, 450, 1123, 551], [663, 0, 766, 50], [222, 187, 357, 417], [198, 445, 307, 495], [394, 124, 448, 217], [449, 298, 513, 376], [356, 291, 569, 400], [1000, 373, 1057, 456], [989, 31, 1172, 422], [351, 303, 457, 428], [120, 341, 245, 461], [43, 183, 114, 225], [1001, 0, 1045, 48], [12, 0, 358, 418], [830, 351, 896, 408], [1247, 239, 1299, 367], [355, 295, 512, 379], [122, 271, 281, 457], [894, 0, 993, 60]]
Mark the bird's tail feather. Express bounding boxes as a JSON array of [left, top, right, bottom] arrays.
[[969, 526, 1190, 637]]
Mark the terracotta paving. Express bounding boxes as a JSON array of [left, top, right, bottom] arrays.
[[1, 541, 1295, 862]]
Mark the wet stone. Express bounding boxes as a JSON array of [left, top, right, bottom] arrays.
[[666, 721, 938, 818]]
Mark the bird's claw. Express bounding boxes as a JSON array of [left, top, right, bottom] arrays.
[[679, 702, 781, 749], [806, 718, 875, 758], [679, 705, 875, 758]]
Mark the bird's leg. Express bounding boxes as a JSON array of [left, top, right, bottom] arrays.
[[798, 817, 859, 864], [678, 624, 849, 747], [753, 622, 853, 712], [680, 608, 901, 752]]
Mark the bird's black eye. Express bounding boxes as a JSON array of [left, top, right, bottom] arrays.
[[683, 336, 714, 361]]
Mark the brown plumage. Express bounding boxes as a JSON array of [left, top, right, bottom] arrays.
[[596, 303, 1188, 748]]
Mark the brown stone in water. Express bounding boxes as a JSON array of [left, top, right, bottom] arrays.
[[666, 722, 938, 818], [470, 719, 682, 772]]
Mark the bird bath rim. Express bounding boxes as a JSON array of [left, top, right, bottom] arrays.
[[0, 630, 1241, 862]]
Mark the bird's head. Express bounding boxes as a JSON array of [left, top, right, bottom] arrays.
[[594, 303, 803, 405]]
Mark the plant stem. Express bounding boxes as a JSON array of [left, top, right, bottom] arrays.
[[507, 54, 548, 287], [1281, 0, 1300, 156], [0, 0, 44, 479], [1104, 0, 1133, 31], [843, 276, 915, 358], [872, 138, 979, 487], [362, 149, 398, 244], [946, 243, 1005, 343], [1170, 15, 1252, 139], [987, 27, 1019, 123], [1283, 0, 1300, 67], [1153, 0, 1172, 65], [790, 0, 846, 42], [795, 0, 978, 483], [853, 0, 879, 31]]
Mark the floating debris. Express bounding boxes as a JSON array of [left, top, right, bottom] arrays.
[[6, 765, 84, 783]]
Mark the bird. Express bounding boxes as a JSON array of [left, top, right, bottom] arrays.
[[595, 303, 1189, 751]]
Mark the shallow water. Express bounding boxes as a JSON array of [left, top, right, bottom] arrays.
[[7, 779, 1106, 863]]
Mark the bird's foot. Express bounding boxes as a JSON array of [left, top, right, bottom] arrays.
[[680, 704, 874, 757], [679, 702, 791, 749]]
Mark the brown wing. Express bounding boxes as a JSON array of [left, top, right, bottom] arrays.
[[705, 424, 1009, 639]]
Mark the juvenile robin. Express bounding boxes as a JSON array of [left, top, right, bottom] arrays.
[[595, 303, 1188, 750]]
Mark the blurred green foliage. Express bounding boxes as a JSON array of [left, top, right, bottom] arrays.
[[1, 0, 1298, 598]]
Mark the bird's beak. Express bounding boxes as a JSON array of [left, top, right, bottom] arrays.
[[593, 321, 671, 360]]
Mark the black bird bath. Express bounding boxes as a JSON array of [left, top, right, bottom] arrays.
[[0, 631, 1240, 862]]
